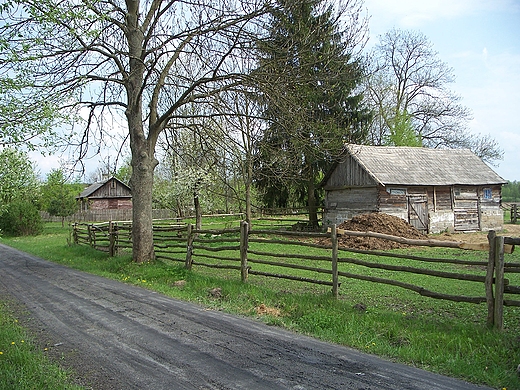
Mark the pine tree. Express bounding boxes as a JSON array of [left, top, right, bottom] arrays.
[[254, 0, 369, 227]]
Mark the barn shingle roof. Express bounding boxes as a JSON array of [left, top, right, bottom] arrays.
[[78, 181, 105, 198], [77, 176, 131, 199], [346, 144, 506, 186]]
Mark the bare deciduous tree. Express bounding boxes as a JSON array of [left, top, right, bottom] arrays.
[[1, 0, 271, 261], [366, 28, 502, 163]]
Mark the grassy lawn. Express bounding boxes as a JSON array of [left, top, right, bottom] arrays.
[[1, 220, 520, 389]]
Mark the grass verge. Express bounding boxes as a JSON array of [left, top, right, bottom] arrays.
[[1, 222, 520, 389], [0, 300, 82, 390]]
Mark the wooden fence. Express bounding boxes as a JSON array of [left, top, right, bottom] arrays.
[[71, 221, 520, 330], [502, 203, 519, 224], [41, 209, 177, 223], [43, 207, 321, 224]]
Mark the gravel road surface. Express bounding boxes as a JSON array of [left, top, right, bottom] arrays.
[[0, 243, 491, 389]]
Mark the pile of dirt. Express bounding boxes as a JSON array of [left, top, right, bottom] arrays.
[[334, 213, 427, 250]]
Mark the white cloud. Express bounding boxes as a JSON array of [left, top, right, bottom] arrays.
[[29, 151, 61, 179]]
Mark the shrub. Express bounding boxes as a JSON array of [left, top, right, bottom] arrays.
[[0, 200, 43, 236]]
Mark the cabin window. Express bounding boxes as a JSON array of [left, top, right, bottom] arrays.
[[110, 180, 116, 189], [483, 188, 492, 199], [388, 188, 406, 195]]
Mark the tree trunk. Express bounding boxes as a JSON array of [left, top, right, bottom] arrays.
[[176, 199, 184, 218], [125, 1, 158, 263], [308, 172, 318, 228], [307, 158, 318, 229], [245, 148, 253, 226], [129, 138, 158, 263], [125, 50, 158, 263], [194, 191, 202, 230]]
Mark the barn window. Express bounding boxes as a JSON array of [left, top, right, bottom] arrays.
[[483, 188, 492, 199], [388, 188, 406, 195], [110, 180, 116, 189]]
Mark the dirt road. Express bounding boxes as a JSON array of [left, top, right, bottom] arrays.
[[0, 243, 491, 390]]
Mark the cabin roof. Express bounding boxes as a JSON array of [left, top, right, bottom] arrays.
[[78, 176, 131, 199], [339, 144, 506, 186]]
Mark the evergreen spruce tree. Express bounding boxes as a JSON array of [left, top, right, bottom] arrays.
[[254, 0, 369, 227]]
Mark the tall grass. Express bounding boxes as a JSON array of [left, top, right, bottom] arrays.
[[1, 221, 520, 389]]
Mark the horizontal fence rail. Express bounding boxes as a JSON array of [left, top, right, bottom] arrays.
[[71, 221, 520, 330]]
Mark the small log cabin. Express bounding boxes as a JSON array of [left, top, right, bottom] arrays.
[[322, 144, 507, 233], [77, 176, 132, 211]]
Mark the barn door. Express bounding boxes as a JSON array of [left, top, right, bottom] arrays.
[[408, 195, 429, 233], [453, 187, 480, 231]]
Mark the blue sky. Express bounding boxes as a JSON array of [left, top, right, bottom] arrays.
[[364, 0, 520, 181]]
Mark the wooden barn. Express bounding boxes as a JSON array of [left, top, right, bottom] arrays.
[[77, 176, 132, 211], [321, 144, 507, 233]]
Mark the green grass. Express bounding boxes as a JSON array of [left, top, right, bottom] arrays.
[[2, 221, 520, 389], [0, 301, 82, 390]]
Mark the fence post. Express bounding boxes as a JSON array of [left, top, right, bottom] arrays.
[[72, 223, 78, 245], [87, 224, 93, 247], [185, 223, 194, 270], [108, 221, 116, 257], [240, 221, 249, 282], [485, 230, 496, 326], [493, 235, 505, 330], [512, 204, 518, 223], [331, 224, 339, 299]]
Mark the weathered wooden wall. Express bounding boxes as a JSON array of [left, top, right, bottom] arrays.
[[427, 186, 454, 233], [91, 178, 132, 198], [323, 154, 377, 189], [324, 184, 504, 233], [478, 185, 503, 231], [323, 186, 378, 226], [90, 198, 132, 210]]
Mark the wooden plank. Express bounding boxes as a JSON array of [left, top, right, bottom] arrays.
[[248, 258, 332, 275], [252, 229, 329, 238], [331, 228, 514, 253], [331, 224, 338, 298], [505, 237, 520, 245], [337, 270, 487, 304], [494, 236, 505, 330], [338, 256, 487, 282], [458, 242, 489, 251], [184, 223, 194, 270], [189, 253, 239, 262], [248, 250, 330, 262], [240, 221, 249, 282], [194, 245, 241, 252], [249, 238, 331, 250], [249, 270, 334, 286], [486, 230, 496, 326], [459, 242, 513, 254], [504, 285, 520, 294], [191, 262, 241, 270], [504, 299, 520, 307], [339, 247, 488, 266]]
